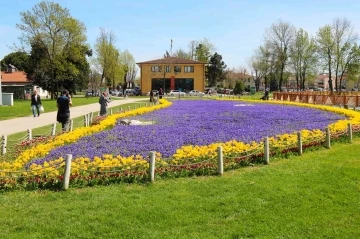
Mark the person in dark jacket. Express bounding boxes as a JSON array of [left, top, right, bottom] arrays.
[[31, 90, 42, 117], [57, 90, 72, 132]]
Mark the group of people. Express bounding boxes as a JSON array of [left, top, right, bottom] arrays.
[[31, 89, 111, 133]]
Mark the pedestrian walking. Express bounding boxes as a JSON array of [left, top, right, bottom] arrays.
[[57, 90, 72, 132], [99, 92, 111, 116], [30, 90, 42, 117]]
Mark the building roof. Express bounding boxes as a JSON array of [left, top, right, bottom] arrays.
[[137, 57, 205, 65], [1, 71, 30, 83]]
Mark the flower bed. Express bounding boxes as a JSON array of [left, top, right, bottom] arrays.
[[1, 98, 360, 191]]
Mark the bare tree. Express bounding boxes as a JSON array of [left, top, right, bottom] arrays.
[[265, 20, 296, 91], [333, 18, 359, 90]]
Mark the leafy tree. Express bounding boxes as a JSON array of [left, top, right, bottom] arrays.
[[195, 38, 216, 63], [172, 48, 191, 59], [289, 28, 318, 90], [1, 52, 30, 71], [16, 1, 88, 98], [264, 20, 296, 91], [233, 81, 245, 95], [206, 52, 227, 87], [94, 28, 119, 89]]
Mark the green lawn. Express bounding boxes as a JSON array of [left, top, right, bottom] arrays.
[[0, 96, 125, 121], [0, 139, 359, 238]]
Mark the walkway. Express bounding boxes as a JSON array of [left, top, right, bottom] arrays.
[[0, 97, 147, 136]]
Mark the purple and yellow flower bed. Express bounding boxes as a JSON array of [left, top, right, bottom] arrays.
[[1, 98, 360, 190]]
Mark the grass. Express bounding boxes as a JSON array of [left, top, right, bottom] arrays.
[[0, 96, 125, 121], [0, 138, 359, 238]]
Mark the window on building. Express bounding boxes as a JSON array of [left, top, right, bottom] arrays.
[[184, 66, 194, 73], [174, 66, 181, 73], [165, 65, 171, 72], [151, 65, 162, 72]]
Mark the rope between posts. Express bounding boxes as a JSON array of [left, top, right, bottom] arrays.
[[71, 163, 144, 173], [0, 160, 65, 174], [7, 134, 29, 142], [34, 127, 53, 137], [165, 157, 215, 167], [225, 147, 263, 159]]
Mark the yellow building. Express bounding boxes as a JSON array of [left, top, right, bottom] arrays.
[[136, 57, 206, 95]]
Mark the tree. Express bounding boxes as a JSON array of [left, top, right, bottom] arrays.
[[265, 20, 296, 91], [206, 52, 227, 87], [289, 28, 318, 90], [195, 38, 216, 63], [172, 48, 191, 59], [120, 50, 137, 88], [316, 25, 335, 91], [16, 1, 88, 98], [233, 81, 245, 95], [94, 28, 119, 89], [1, 52, 30, 71]]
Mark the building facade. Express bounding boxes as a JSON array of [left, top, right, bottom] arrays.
[[1, 65, 49, 99], [136, 57, 206, 95]]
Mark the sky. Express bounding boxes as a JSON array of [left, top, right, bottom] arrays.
[[1, 0, 360, 72]]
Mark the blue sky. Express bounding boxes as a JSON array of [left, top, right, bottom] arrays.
[[0, 0, 360, 70]]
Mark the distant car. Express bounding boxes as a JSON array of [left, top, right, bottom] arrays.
[[169, 90, 186, 97], [125, 89, 135, 96], [85, 91, 93, 97], [188, 90, 205, 96]]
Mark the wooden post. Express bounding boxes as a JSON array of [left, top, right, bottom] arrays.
[[326, 127, 331, 149], [128, 106, 131, 111], [70, 119, 74, 132], [90, 112, 94, 123], [62, 154, 72, 190], [110, 108, 113, 115], [217, 146, 223, 176], [1, 135, 7, 155], [51, 123, 56, 136], [84, 115, 87, 127], [27, 128, 32, 140], [120, 107, 123, 112], [348, 123, 353, 143], [264, 137, 269, 164], [297, 131, 302, 155], [149, 151, 156, 183]]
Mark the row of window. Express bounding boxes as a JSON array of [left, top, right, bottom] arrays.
[[151, 65, 194, 73]]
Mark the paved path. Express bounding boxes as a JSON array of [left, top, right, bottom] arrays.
[[0, 97, 147, 136]]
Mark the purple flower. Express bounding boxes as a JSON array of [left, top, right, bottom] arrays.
[[28, 100, 345, 166]]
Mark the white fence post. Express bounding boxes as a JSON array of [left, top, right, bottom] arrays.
[[1, 135, 7, 155], [149, 151, 156, 183], [90, 112, 94, 123], [63, 154, 73, 190], [120, 107, 123, 112], [51, 123, 56, 136], [326, 127, 331, 149], [27, 128, 32, 140], [128, 106, 131, 111], [83, 115, 87, 127], [297, 131, 302, 155], [264, 137, 269, 164], [348, 123, 353, 143], [110, 108, 113, 115], [217, 146, 223, 176], [70, 119, 74, 132]]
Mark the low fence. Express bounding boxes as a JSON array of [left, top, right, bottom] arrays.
[[273, 92, 360, 108], [0, 123, 356, 191]]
